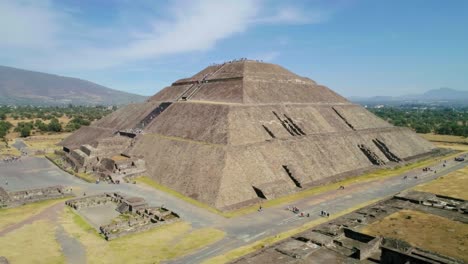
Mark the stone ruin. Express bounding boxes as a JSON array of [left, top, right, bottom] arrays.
[[61, 142, 147, 183], [232, 193, 467, 264], [66, 192, 179, 240], [0, 185, 72, 208], [60, 60, 437, 211], [0, 256, 9, 264]]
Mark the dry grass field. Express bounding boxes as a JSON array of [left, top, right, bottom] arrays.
[[24, 133, 71, 154], [61, 208, 225, 264], [361, 209, 468, 262], [414, 166, 468, 200], [0, 200, 225, 264], [0, 140, 20, 157], [0, 220, 65, 263], [419, 133, 468, 145], [0, 198, 67, 230]]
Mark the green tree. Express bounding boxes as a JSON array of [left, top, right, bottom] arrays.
[[20, 127, 31, 137], [47, 118, 62, 132]]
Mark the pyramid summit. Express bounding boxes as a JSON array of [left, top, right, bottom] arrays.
[[60, 60, 435, 210]]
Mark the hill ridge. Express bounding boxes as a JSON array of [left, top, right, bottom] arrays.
[[0, 65, 147, 106]]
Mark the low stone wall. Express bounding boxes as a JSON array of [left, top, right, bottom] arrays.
[[65, 194, 113, 210], [1, 185, 73, 208], [102, 217, 179, 240], [65, 192, 180, 241]]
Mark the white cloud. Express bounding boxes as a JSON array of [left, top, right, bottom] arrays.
[[0, 0, 63, 49], [0, 0, 331, 71], [254, 6, 330, 25]]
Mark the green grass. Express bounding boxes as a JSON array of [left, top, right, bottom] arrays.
[[67, 207, 102, 238]]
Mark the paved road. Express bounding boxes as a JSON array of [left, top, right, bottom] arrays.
[[171, 158, 468, 264], [1, 142, 466, 263]]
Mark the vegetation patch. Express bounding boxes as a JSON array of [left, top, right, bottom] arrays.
[[0, 105, 114, 139], [414, 166, 468, 200], [420, 133, 468, 145], [0, 220, 65, 264], [361, 210, 468, 262], [371, 107, 468, 137], [24, 133, 71, 154], [0, 139, 20, 158]]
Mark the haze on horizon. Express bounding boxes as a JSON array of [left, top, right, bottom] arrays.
[[0, 0, 467, 98]]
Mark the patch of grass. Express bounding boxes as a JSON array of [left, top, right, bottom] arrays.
[[135, 176, 224, 215], [61, 208, 225, 264], [0, 220, 65, 264], [67, 207, 102, 238], [419, 133, 468, 145], [203, 198, 382, 264], [24, 133, 70, 154], [0, 198, 67, 231], [414, 166, 468, 200], [0, 140, 20, 157], [361, 210, 468, 262], [433, 142, 468, 152], [75, 172, 96, 183]]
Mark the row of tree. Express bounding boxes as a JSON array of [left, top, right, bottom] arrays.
[[0, 105, 114, 122], [370, 107, 468, 137], [0, 105, 116, 139]]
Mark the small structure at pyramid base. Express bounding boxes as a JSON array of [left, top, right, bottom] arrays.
[[60, 59, 437, 211]]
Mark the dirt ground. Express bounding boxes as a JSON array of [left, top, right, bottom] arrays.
[[361, 209, 468, 262]]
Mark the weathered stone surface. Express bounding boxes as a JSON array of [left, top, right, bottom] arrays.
[[61, 60, 436, 210]]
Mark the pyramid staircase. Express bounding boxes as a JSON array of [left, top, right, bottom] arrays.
[[358, 144, 385, 166]]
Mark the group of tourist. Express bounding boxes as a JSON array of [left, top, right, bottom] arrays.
[[210, 58, 265, 67], [320, 210, 330, 217]]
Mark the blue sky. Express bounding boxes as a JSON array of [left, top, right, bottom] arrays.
[[0, 0, 467, 97]]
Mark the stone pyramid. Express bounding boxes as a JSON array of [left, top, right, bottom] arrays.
[[60, 60, 435, 211]]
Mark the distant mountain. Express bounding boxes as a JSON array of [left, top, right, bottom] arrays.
[[349, 88, 468, 105], [0, 65, 147, 106]]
